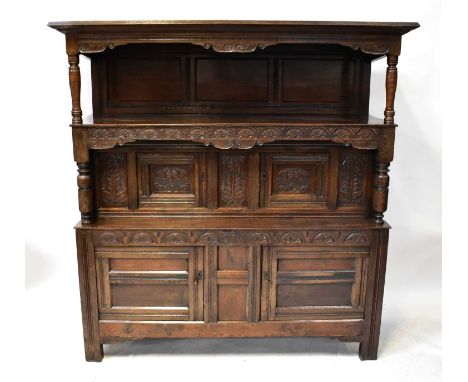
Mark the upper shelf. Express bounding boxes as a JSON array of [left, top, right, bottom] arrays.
[[48, 20, 419, 55], [76, 114, 395, 152], [79, 113, 387, 127]]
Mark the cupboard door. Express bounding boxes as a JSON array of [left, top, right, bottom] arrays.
[[262, 247, 368, 320], [204, 246, 261, 323], [96, 247, 203, 321], [261, 152, 336, 209], [137, 153, 206, 208]]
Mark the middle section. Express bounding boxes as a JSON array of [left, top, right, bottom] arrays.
[[94, 143, 372, 215]]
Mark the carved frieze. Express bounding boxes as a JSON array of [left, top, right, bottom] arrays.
[[75, 35, 399, 56], [94, 230, 370, 247], [87, 126, 382, 151]]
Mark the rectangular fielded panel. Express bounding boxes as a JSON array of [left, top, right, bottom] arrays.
[[195, 58, 269, 102], [95, 247, 203, 321], [137, 153, 206, 208], [262, 152, 332, 208], [106, 57, 184, 103], [265, 247, 368, 320]]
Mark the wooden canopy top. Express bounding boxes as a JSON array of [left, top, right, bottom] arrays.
[[48, 20, 419, 31], [48, 20, 419, 55]]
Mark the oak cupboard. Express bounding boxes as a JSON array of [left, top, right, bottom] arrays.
[[48, 20, 419, 361]]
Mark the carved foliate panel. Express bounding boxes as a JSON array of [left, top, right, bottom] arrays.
[[219, 154, 247, 207], [152, 166, 192, 193], [274, 168, 311, 193], [337, 151, 368, 208], [97, 152, 128, 208]]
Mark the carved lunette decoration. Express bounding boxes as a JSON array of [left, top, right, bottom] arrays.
[[94, 230, 371, 247], [86, 126, 389, 151]]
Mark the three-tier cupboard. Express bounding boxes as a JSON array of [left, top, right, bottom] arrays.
[[48, 20, 419, 361]]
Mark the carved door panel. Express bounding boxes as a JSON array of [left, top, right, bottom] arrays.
[[204, 246, 262, 323], [95, 247, 203, 321], [260, 151, 337, 209], [261, 247, 368, 320], [137, 153, 206, 208]]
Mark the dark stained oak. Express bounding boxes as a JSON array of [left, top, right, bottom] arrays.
[[49, 20, 418, 361]]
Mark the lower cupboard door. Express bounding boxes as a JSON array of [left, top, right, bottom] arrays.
[[262, 247, 368, 320], [204, 246, 262, 323], [95, 247, 203, 321]]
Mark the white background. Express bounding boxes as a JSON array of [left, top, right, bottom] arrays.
[[4, 0, 461, 380]]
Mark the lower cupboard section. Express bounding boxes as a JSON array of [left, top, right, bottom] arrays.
[[95, 245, 369, 322]]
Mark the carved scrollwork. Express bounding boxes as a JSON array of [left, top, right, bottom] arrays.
[[351, 42, 389, 55], [86, 126, 381, 151], [198, 41, 271, 53], [79, 43, 116, 53]]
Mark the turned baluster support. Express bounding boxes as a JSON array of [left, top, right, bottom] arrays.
[[67, 44, 94, 224], [372, 162, 390, 224], [68, 53, 83, 124], [77, 162, 94, 224], [372, 54, 398, 223], [384, 55, 398, 125]]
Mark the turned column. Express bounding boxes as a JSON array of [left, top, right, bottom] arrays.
[[384, 55, 398, 125], [372, 54, 398, 224], [372, 162, 390, 224], [76, 162, 93, 224], [68, 53, 83, 124], [68, 51, 93, 223]]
